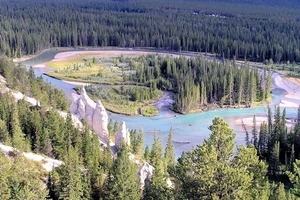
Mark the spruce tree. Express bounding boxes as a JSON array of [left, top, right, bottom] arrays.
[[144, 145, 150, 162], [171, 117, 269, 199], [0, 152, 11, 199], [58, 146, 84, 200], [287, 159, 300, 197], [164, 128, 176, 169], [252, 115, 258, 148], [104, 145, 141, 200], [10, 102, 29, 151]]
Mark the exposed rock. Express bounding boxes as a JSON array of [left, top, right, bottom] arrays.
[[138, 162, 154, 189], [71, 87, 109, 141], [93, 100, 109, 139], [0, 143, 63, 172], [115, 121, 130, 149], [58, 111, 83, 128]]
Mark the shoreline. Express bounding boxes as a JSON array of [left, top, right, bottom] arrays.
[[23, 48, 300, 120], [235, 72, 300, 128]]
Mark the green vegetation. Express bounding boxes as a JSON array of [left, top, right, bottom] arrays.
[[3, 0, 300, 198], [0, 0, 300, 63], [268, 60, 300, 78], [0, 151, 48, 199], [122, 54, 272, 114], [46, 55, 137, 84], [1, 66, 300, 198], [0, 56, 69, 110], [74, 54, 272, 115], [84, 84, 162, 116], [140, 105, 159, 117]]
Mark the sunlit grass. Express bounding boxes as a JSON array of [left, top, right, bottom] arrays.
[[46, 57, 83, 70], [140, 105, 159, 117], [85, 85, 163, 116]]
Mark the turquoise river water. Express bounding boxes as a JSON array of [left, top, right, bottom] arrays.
[[20, 49, 298, 157]]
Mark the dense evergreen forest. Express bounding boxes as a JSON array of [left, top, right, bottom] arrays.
[[2, 0, 300, 199], [0, 0, 300, 63], [0, 55, 299, 198]]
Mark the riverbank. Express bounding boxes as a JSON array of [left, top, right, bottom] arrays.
[[235, 72, 300, 128], [35, 49, 300, 115], [19, 48, 300, 157]]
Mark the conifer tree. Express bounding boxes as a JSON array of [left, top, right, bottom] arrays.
[[164, 128, 176, 169], [58, 146, 84, 200], [270, 183, 287, 200], [143, 132, 173, 199], [104, 145, 141, 200], [10, 102, 29, 151], [252, 115, 258, 148], [0, 152, 11, 199], [171, 117, 269, 199], [0, 119, 10, 144], [144, 145, 150, 162], [287, 159, 300, 197]]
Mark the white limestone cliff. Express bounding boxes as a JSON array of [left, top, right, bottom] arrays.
[[93, 100, 109, 139], [71, 87, 109, 141], [138, 162, 154, 189], [115, 121, 130, 149]]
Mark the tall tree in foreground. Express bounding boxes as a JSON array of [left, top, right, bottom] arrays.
[[164, 128, 176, 169], [103, 145, 141, 200], [10, 102, 30, 151], [171, 117, 269, 199], [143, 132, 173, 199], [287, 159, 300, 197]]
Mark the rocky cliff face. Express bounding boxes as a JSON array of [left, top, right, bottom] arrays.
[[70, 87, 109, 141], [115, 121, 130, 149], [138, 162, 154, 189]]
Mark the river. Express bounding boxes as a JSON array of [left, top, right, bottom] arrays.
[[20, 48, 299, 157]]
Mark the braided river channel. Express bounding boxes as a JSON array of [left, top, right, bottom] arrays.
[[21, 49, 300, 157]]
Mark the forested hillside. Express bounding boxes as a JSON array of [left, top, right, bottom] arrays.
[[1, 0, 300, 198], [0, 54, 299, 198], [0, 0, 299, 63], [199, 0, 300, 8]]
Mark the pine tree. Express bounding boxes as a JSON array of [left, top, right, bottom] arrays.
[[270, 183, 287, 200], [171, 117, 269, 199], [0, 152, 11, 199], [164, 128, 175, 169], [258, 122, 269, 158], [104, 145, 141, 200], [143, 132, 173, 199], [10, 102, 29, 151], [58, 146, 84, 200], [144, 145, 150, 162], [252, 115, 258, 148], [287, 159, 300, 197], [0, 119, 10, 144]]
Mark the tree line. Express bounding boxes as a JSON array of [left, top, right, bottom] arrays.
[[124, 55, 272, 114], [0, 0, 300, 62]]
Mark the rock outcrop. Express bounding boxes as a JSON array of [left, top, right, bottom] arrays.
[[138, 162, 154, 189], [71, 87, 109, 141], [0, 143, 63, 172], [115, 121, 130, 149]]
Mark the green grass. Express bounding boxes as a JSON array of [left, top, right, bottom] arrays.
[[45, 55, 134, 84], [85, 85, 163, 116], [140, 105, 159, 117]]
